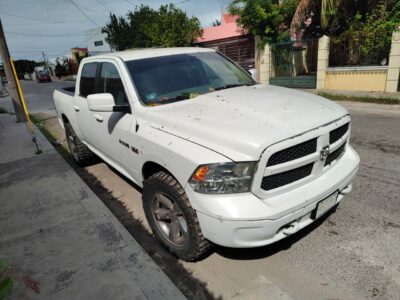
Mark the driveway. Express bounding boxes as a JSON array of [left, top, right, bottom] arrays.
[[4, 80, 399, 299]]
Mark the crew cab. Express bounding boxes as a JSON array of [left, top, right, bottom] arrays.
[[53, 48, 359, 261]]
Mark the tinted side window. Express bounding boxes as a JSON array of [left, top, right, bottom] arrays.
[[80, 62, 98, 97], [99, 63, 128, 105]]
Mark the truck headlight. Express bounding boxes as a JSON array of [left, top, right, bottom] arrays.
[[189, 162, 257, 194]]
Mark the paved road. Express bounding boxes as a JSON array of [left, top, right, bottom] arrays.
[[0, 113, 185, 300], [0, 79, 70, 116], [4, 80, 400, 299]]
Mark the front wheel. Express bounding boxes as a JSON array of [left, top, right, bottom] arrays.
[[143, 171, 212, 261]]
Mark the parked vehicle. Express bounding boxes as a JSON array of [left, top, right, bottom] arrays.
[[36, 70, 52, 83], [53, 48, 359, 261]]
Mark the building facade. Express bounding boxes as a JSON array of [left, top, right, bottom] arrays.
[[85, 28, 113, 56], [196, 14, 255, 71]]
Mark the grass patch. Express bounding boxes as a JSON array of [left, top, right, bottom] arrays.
[[318, 91, 400, 105], [0, 107, 8, 114], [30, 114, 76, 167]]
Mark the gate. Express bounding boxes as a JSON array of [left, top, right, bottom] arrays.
[[269, 39, 318, 88]]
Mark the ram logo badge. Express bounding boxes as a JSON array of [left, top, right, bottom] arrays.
[[320, 145, 330, 161]]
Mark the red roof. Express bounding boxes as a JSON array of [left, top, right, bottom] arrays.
[[196, 14, 244, 43], [71, 47, 88, 52], [222, 14, 239, 24]]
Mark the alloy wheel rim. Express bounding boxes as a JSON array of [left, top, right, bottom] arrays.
[[152, 192, 188, 247], [67, 134, 79, 162]]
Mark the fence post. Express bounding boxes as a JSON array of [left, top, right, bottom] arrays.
[[255, 36, 270, 84], [385, 28, 400, 93], [316, 35, 330, 90]]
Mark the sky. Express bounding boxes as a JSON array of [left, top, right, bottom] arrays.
[[0, 0, 229, 62]]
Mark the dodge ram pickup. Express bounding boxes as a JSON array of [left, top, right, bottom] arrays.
[[53, 47, 359, 261]]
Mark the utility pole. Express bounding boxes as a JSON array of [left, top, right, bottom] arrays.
[[42, 51, 50, 75], [0, 19, 24, 122]]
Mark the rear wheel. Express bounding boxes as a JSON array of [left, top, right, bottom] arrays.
[[143, 171, 212, 261], [65, 123, 95, 165]]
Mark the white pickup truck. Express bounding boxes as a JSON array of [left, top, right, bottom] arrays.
[[53, 47, 359, 261]]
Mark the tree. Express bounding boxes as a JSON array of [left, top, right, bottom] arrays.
[[13, 60, 38, 79], [102, 4, 202, 50], [228, 0, 299, 45], [330, 1, 400, 66]]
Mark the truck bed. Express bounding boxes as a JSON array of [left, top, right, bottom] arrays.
[[57, 86, 75, 96], [53, 88, 77, 130]]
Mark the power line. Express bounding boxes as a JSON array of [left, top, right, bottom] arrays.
[[124, 0, 136, 6], [69, 0, 100, 27], [96, 0, 117, 14], [6, 31, 85, 37], [0, 11, 90, 24], [76, 3, 109, 17], [175, 0, 191, 5]]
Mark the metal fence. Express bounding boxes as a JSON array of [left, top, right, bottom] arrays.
[[329, 36, 391, 67], [269, 39, 318, 88], [270, 39, 318, 77]]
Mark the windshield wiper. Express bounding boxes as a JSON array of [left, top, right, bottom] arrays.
[[146, 93, 191, 106], [215, 82, 256, 91]]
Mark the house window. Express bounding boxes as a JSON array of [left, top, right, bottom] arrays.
[[94, 40, 103, 47]]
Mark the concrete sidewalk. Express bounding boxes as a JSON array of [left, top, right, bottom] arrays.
[[0, 113, 185, 299]]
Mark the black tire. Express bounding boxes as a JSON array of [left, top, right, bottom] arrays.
[[65, 123, 96, 166], [143, 171, 212, 261]]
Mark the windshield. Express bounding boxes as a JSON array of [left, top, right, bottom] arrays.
[[125, 51, 255, 105]]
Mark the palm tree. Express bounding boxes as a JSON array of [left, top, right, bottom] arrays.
[[290, 0, 341, 36]]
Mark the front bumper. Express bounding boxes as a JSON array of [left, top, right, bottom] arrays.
[[185, 144, 359, 248]]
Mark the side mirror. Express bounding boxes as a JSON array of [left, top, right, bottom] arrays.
[[87, 93, 131, 113]]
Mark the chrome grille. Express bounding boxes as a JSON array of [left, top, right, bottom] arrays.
[[330, 123, 349, 144], [325, 143, 346, 166], [261, 163, 314, 191], [267, 138, 317, 166], [258, 118, 350, 194]]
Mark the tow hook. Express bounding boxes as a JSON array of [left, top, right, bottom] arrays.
[[282, 221, 300, 236], [340, 183, 352, 195]]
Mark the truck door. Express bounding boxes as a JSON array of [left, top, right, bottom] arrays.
[[73, 60, 141, 181], [73, 62, 105, 151], [94, 61, 136, 169]]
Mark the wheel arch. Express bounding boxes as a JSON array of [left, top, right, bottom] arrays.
[[61, 113, 69, 125], [142, 161, 173, 181]]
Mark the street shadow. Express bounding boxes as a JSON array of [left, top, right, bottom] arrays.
[[49, 142, 218, 300], [214, 207, 337, 261]]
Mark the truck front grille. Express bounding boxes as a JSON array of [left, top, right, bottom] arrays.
[[261, 163, 314, 191], [267, 138, 317, 166], [258, 118, 350, 194], [329, 123, 349, 144], [325, 143, 346, 166]]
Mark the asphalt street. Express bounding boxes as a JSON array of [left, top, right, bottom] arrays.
[[2, 80, 399, 299]]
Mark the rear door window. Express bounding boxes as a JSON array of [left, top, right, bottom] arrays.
[[99, 62, 128, 105], [80, 62, 98, 97]]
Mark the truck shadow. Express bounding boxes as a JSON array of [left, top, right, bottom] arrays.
[[73, 164, 219, 300], [34, 115, 220, 299]]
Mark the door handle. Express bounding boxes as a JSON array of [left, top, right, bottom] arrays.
[[94, 114, 104, 122], [73, 105, 80, 112]]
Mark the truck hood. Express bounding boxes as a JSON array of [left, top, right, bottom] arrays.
[[146, 84, 348, 161]]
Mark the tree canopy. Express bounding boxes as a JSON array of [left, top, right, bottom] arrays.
[[13, 60, 38, 78], [102, 4, 203, 51], [228, 0, 299, 45], [228, 0, 400, 45]]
